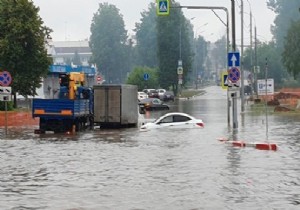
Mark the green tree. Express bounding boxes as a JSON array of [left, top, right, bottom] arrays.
[[89, 3, 128, 84], [256, 42, 286, 86], [267, 0, 300, 50], [207, 36, 226, 82], [126, 66, 158, 90], [211, 36, 226, 70], [0, 0, 52, 108], [282, 20, 300, 78], [157, 0, 193, 93], [193, 35, 208, 79], [134, 2, 158, 68]]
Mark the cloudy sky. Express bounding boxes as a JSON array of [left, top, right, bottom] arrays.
[[32, 0, 276, 44]]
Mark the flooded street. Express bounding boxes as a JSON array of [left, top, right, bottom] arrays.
[[0, 86, 299, 210]]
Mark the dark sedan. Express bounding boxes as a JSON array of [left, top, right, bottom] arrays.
[[162, 91, 175, 102], [138, 98, 169, 111]]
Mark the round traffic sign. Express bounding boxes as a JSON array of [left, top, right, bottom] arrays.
[[228, 67, 240, 83], [0, 71, 12, 86]]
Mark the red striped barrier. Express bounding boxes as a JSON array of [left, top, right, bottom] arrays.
[[217, 137, 278, 151]]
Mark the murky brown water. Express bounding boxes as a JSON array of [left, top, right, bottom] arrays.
[[0, 86, 299, 210]]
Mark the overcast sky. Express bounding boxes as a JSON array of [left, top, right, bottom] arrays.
[[32, 0, 276, 44]]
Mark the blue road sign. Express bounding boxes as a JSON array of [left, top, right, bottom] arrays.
[[228, 52, 240, 67], [157, 0, 169, 16], [144, 73, 149, 81]]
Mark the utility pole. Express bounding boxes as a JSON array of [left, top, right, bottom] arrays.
[[254, 26, 258, 98], [178, 16, 183, 95], [231, 0, 236, 51], [231, 0, 238, 129], [250, 10, 253, 98], [265, 58, 269, 140], [241, 0, 245, 113]]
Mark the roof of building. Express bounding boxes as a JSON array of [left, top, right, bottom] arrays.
[[51, 40, 89, 48], [54, 46, 91, 54], [48, 40, 91, 55]]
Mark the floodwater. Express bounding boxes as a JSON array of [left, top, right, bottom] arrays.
[[0, 86, 299, 210]]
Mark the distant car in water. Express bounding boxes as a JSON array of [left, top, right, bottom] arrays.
[[140, 112, 204, 131], [162, 90, 175, 102], [138, 98, 169, 111]]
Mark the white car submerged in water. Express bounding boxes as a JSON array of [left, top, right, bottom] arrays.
[[140, 112, 204, 131]]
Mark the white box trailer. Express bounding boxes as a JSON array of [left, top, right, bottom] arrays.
[[93, 84, 138, 128]]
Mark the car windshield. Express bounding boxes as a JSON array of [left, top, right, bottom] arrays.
[[159, 116, 173, 123], [140, 98, 152, 103], [152, 99, 161, 104]]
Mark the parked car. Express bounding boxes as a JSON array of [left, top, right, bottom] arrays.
[[138, 91, 148, 101], [138, 98, 169, 111], [142, 88, 155, 94], [147, 89, 159, 98], [157, 89, 166, 99], [162, 90, 175, 102], [140, 112, 204, 131]]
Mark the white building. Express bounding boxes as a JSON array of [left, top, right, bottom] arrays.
[[47, 40, 92, 66]]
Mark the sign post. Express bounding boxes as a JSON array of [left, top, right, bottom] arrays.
[[0, 70, 13, 136], [228, 52, 240, 129], [177, 60, 183, 94]]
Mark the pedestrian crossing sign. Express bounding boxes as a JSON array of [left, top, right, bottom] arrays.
[[221, 71, 228, 90], [157, 0, 170, 16]]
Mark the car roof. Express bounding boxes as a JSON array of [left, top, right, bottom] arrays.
[[161, 112, 195, 118], [140, 98, 158, 102], [143, 88, 155, 91], [154, 112, 195, 123]]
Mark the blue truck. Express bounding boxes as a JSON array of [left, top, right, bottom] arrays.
[[32, 66, 95, 134]]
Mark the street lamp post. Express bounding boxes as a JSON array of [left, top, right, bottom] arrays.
[[240, 0, 246, 114], [246, 0, 256, 98], [180, 5, 230, 125], [230, 0, 239, 129]]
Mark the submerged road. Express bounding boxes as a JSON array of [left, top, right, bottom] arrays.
[[0, 86, 299, 209]]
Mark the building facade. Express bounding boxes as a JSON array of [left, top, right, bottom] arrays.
[[47, 40, 92, 66]]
